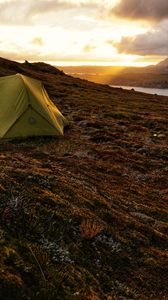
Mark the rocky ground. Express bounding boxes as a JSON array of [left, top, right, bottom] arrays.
[[0, 57, 168, 299]]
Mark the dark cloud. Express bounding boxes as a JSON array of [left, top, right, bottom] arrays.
[[112, 0, 168, 22], [109, 23, 168, 55]]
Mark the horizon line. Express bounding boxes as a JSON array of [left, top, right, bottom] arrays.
[[0, 56, 158, 67], [16, 59, 156, 68]]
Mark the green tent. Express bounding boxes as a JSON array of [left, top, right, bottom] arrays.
[[0, 73, 66, 139]]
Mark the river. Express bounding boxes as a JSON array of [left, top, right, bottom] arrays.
[[111, 85, 168, 97]]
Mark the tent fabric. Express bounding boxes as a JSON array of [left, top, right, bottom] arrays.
[[0, 73, 66, 139]]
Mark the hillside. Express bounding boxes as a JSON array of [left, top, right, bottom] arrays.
[[157, 58, 168, 69], [60, 58, 168, 88], [0, 57, 168, 300]]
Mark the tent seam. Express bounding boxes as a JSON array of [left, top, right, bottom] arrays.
[[20, 74, 62, 132], [3, 108, 29, 138], [19, 74, 31, 105]]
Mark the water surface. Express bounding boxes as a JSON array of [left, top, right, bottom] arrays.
[[111, 85, 168, 97]]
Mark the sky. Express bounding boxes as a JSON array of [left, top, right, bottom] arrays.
[[0, 0, 167, 66]]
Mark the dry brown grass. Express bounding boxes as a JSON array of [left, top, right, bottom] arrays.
[[80, 219, 103, 239], [0, 57, 167, 299]]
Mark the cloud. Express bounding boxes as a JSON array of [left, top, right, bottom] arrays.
[[0, 50, 40, 62], [31, 37, 44, 46], [83, 44, 96, 52], [0, 46, 114, 64], [0, 0, 75, 24], [108, 0, 168, 57], [112, 0, 168, 22], [0, 0, 102, 25], [110, 22, 168, 55]]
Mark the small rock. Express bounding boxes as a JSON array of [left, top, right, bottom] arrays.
[[131, 212, 154, 223], [78, 120, 89, 127]]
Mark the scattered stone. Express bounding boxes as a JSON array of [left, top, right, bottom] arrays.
[[40, 237, 74, 264], [131, 212, 154, 223], [93, 231, 121, 253]]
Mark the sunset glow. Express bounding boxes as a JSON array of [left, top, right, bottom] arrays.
[[0, 0, 167, 66]]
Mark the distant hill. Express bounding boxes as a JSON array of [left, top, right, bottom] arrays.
[[0, 57, 168, 300], [60, 58, 168, 88], [156, 57, 168, 68]]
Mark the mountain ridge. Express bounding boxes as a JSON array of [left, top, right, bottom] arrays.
[[60, 58, 168, 88], [0, 56, 64, 77], [156, 57, 168, 68]]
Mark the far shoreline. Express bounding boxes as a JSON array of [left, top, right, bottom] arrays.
[[110, 85, 168, 96]]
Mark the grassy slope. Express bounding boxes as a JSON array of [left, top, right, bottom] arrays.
[[0, 58, 168, 299]]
